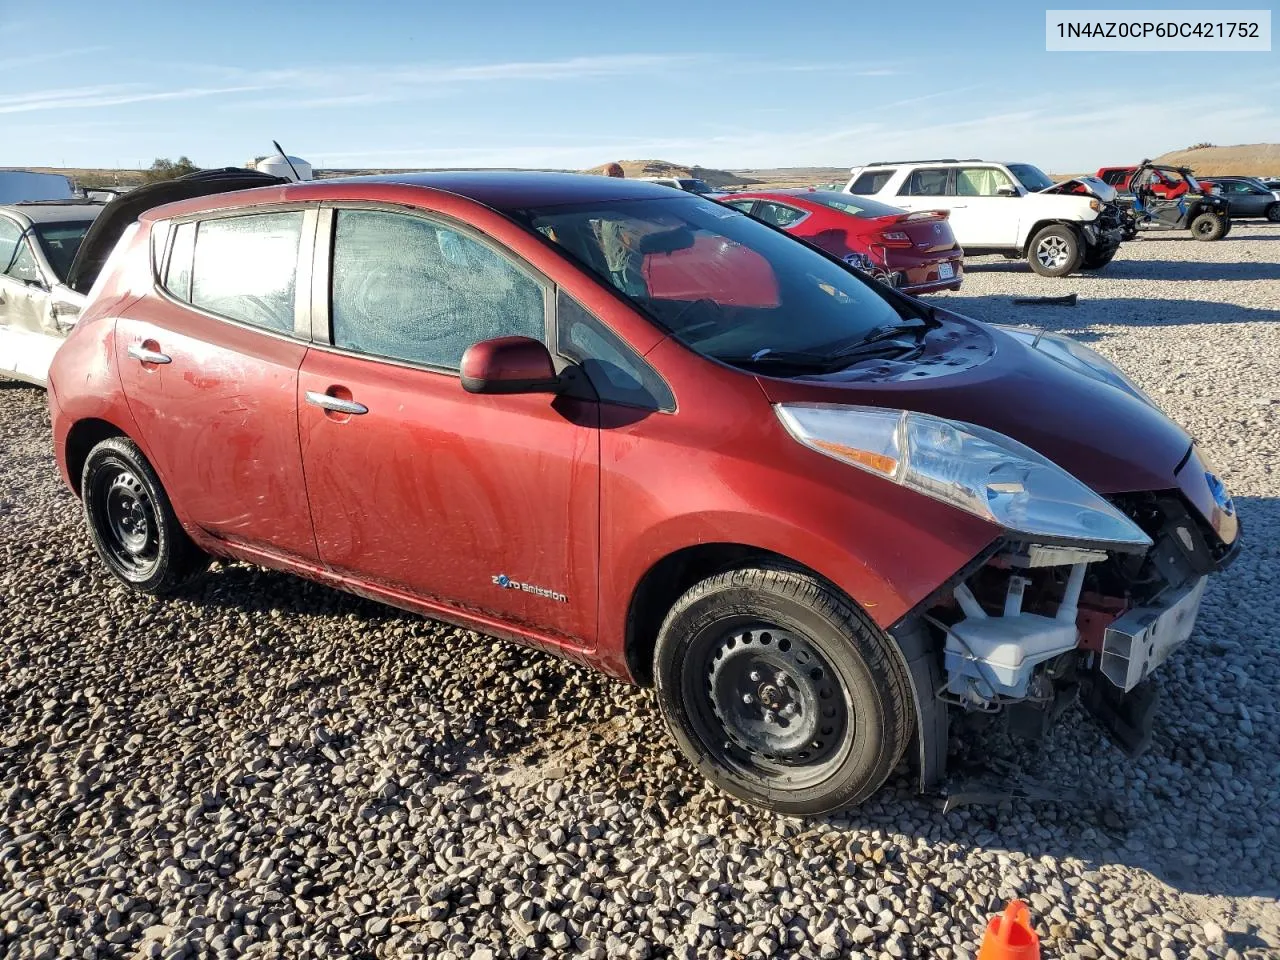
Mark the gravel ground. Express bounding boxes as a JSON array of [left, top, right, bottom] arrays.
[[1, 223, 1278, 960]]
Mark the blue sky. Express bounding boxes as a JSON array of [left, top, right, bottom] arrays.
[[2, 0, 1276, 173]]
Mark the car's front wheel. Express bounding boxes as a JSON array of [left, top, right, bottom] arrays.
[[82, 437, 209, 594], [1266, 203, 1280, 223], [1190, 211, 1227, 241], [1081, 245, 1119, 270], [653, 566, 913, 815], [1027, 225, 1083, 277]]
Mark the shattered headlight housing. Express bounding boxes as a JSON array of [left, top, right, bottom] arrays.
[[997, 326, 1159, 410], [775, 403, 1152, 550]]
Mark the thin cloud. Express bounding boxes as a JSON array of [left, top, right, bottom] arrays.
[[0, 46, 108, 71], [0, 84, 267, 115]]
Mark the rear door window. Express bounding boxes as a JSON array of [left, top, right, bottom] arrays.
[[850, 170, 895, 194], [899, 168, 952, 196], [330, 209, 547, 371], [754, 202, 808, 228], [190, 212, 303, 333]]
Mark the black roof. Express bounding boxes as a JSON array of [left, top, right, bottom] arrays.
[[312, 170, 683, 210]]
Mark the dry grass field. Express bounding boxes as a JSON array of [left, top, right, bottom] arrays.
[[1154, 143, 1280, 177]]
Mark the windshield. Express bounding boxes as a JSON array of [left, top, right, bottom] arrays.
[[680, 179, 714, 194], [518, 196, 912, 367], [1006, 164, 1055, 192], [804, 191, 905, 218], [33, 221, 92, 281]]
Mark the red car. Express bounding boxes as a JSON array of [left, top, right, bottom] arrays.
[[720, 188, 963, 293], [49, 172, 1239, 814]]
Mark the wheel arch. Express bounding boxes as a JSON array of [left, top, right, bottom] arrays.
[[1020, 218, 1082, 255], [64, 417, 131, 495]]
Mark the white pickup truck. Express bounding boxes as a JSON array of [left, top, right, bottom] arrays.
[[843, 159, 1126, 277]]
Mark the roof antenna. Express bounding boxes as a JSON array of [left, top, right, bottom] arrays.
[[272, 140, 303, 182]]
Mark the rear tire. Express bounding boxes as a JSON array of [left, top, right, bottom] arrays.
[[1267, 203, 1280, 223], [1027, 225, 1083, 277], [1081, 245, 1118, 270], [1190, 212, 1227, 241], [82, 437, 209, 594], [653, 565, 913, 815]]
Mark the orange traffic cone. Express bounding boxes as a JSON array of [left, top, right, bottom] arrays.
[[977, 900, 1040, 960]]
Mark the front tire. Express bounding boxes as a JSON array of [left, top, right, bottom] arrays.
[[1081, 245, 1118, 270], [1267, 203, 1280, 223], [1027, 225, 1083, 277], [1190, 211, 1227, 241], [653, 566, 913, 815], [82, 437, 209, 594]]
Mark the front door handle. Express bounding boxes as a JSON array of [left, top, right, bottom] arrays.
[[305, 391, 368, 415], [127, 344, 171, 364]]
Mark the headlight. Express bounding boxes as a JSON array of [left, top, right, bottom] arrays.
[[775, 403, 1153, 550], [997, 326, 1159, 409]]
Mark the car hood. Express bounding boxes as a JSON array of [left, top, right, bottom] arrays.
[[1038, 176, 1118, 203], [757, 311, 1191, 495]]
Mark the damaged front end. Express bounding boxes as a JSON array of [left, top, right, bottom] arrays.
[[899, 448, 1239, 789]]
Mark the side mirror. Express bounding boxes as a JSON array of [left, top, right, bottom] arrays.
[[460, 336, 561, 395], [996, 184, 1020, 197]]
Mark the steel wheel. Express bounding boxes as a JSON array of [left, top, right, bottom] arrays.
[[1036, 235, 1072, 270], [93, 464, 160, 578], [684, 622, 853, 789]]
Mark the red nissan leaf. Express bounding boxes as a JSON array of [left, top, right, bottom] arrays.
[[48, 172, 1238, 814], [720, 188, 963, 293]]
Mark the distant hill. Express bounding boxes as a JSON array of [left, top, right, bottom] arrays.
[[584, 160, 853, 190], [1153, 143, 1280, 177]]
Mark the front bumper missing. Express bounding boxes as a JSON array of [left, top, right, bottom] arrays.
[[1100, 575, 1207, 692]]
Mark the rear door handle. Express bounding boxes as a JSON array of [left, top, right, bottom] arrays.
[[305, 391, 368, 415], [127, 344, 171, 364]]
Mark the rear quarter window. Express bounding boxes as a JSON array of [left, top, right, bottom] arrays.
[[850, 170, 896, 194]]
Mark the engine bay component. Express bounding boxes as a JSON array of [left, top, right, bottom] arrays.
[[943, 561, 1092, 703]]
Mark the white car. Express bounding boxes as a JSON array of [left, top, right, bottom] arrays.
[[1, 167, 289, 387], [0, 201, 103, 385], [843, 160, 1126, 277]]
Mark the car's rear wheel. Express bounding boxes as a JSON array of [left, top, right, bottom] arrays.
[[1190, 211, 1227, 241], [1027, 225, 1083, 277], [653, 566, 912, 815], [82, 437, 209, 594], [1081, 245, 1118, 270], [1266, 203, 1280, 223]]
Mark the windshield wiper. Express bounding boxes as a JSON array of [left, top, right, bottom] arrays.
[[718, 314, 941, 374], [714, 348, 838, 371]]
